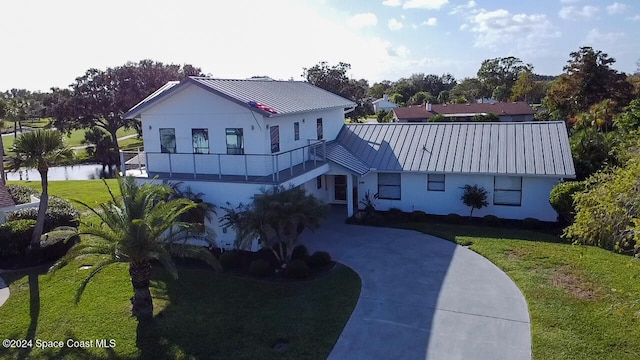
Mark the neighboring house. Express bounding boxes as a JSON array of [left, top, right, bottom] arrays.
[[123, 77, 574, 248], [393, 101, 536, 122], [372, 94, 398, 113]]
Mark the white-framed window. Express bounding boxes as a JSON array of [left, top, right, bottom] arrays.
[[378, 173, 401, 200], [494, 176, 522, 206], [226, 128, 244, 155], [294, 122, 300, 141], [270, 125, 280, 153], [427, 174, 445, 191], [159, 128, 176, 153], [192, 128, 209, 154], [317, 118, 323, 140]]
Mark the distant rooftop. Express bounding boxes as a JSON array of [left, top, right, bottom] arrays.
[[393, 101, 536, 120]]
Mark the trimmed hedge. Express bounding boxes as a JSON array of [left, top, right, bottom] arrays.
[[409, 210, 428, 222], [0, 219, 36, 256], [445, 213, 463, 224], [307, 251, 332, 268], [219, 251, 242, 270], [286, 259, 309, 279], [6, 185, 39, 205], [483, 215, 501, 227], [37, 228, 80, 263], [8, 196, 80, 231], [291, 245, 310, 261], [249, 259, 273, 278]]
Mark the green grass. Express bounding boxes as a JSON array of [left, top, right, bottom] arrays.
[[2, 127, 138, 154], [7, 180, 120, 208], [399, 222, 640, 360], [0, 261, 360, 359]]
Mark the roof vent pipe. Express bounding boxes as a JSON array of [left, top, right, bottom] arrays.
[[426, 103, 432, 112]]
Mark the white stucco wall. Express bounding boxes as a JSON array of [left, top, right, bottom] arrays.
[[138, 84, 346, 176], [357, 172, 560, 221]]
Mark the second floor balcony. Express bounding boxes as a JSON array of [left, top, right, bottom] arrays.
[[122, 140, 327, 184]]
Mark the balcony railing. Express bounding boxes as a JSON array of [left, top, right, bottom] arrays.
[[121, 140, 327, 183]]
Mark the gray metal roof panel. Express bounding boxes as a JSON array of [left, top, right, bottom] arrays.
[[125, 77, 356, 119], [321, 141, 370, 176], [337, 122, 575, 177]]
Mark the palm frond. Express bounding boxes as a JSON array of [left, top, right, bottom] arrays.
[[74, 258, 119, 304]]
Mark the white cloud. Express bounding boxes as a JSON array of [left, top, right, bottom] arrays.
[[466, 9, 560, 49], [629, 14, 640, 21], [606, 2, 629, 14], [558, 5, 599, 20], [382, 0, 402, 6], [459, 23, 468, 30], [403, 0, 448, 10], [349, 13, 378, 28], [388, 18, 404, 30], [449, 0, 476, 15], [584, 28, 625, 43], [560, 0, 581, 3], [423, 17, 438, 26]]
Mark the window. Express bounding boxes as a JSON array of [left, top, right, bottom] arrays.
[[494, 176, 522, 206], [317, 118, 323, 140], [427, 174, 445, 191], [334, 175, 347, 201], [192, 128, 209, 154], [159, 128, 176, 153], [316, 175, 322, 189], [226, 128, 244, 155], [294, 122, 300, 141], [378, 173, 401, 200], [270, 125, 280, 153]]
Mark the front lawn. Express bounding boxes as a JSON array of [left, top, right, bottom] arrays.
[[8, 180, 120, 209], [400, 222, 640, 360], [0, 260, 360, 359]]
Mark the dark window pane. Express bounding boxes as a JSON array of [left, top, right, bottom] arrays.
[[270, 126, 280, 153], [192, 128, 209, 154], [159, 128, 176, 153]]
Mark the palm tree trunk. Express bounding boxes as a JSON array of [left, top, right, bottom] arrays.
[[129, 260, 153, 320], [30, 168, 49, 252], [0, 131, 5, 185]]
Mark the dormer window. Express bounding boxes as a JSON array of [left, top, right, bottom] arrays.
[[226, 128, 244, 155]]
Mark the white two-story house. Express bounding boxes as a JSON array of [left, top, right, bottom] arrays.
[[124, 77, 575, 248]]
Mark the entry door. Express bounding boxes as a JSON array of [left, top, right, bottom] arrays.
[[334, 175, 347, 201]]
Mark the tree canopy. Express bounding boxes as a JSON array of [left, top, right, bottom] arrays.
[[543, 47, 633, 119]]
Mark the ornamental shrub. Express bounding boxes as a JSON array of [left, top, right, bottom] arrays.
[[482, 215, 501, 227], [6, 185, 39, 205], [249, 259, 273, 278], [307, 251, 332, 268], [549, 181, 587, 223], [286, 259, 309, 279], [0, 219, 36, 256], [8, 196, 80, 231], [461, 184, 488, 217], [409, 210, 428, 222]]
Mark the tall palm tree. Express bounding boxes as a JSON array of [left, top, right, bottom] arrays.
[[52, 176, 220, 320], [10, 130, 74, 251]]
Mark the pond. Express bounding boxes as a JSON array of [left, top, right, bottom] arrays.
[[6, 164, 115, 181]]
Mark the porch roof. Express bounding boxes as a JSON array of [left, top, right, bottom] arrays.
[[320, 141, 370, 176]]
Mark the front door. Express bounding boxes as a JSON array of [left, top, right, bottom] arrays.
[[334, 175, 347, 201]]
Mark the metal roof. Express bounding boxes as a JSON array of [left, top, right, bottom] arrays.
[[319, 141, 370, 175], [124, 77, 356, 119], [335, 122, 575, 177]]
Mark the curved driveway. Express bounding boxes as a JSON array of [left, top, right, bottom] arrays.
[[302, 212, 531, 360]]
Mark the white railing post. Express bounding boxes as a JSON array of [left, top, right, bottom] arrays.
[[244, 155, 248, 181], [193, 154, 197, 179], [137, 147, 142, 174], [276, 156, 280, 181], [302, 147, 306, 171], [290, 151, 293, 176], [272, 155, 276, 182], [217, 154, 222, 179], [323, 140, 326, 162], [119, 150, 126, 176], [145, 152, 149, 174], [168, 153, 173, 176]]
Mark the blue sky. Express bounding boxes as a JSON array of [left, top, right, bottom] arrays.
[[2, 0, 639, 91]]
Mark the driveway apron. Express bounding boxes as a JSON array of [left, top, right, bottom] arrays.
[[302, 210, 531, 360]]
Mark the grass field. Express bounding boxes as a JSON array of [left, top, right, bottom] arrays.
[[400, 222, 640, 360], [7, 179, 120, 207]]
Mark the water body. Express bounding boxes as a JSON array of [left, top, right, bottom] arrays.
[[6, 164, 113, 181]]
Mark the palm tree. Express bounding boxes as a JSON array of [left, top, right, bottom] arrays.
[[52, 176, 220, 320], [10, 130, 73, 252]]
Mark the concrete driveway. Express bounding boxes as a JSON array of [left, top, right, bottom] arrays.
[[301, 209, 531, 360]]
